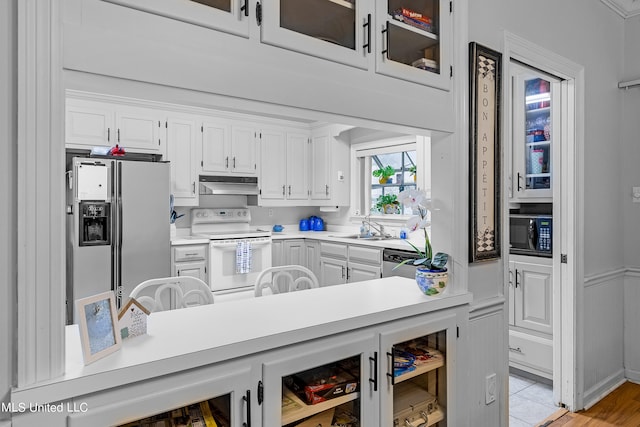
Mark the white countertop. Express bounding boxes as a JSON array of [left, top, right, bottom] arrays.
[[12, 278, 471, 405], [171, 226, 424, 251]]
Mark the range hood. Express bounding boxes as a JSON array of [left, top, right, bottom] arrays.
[[199, 175, 259, 195]]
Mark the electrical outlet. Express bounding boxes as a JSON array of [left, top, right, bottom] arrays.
[[268, 208, 273, 217], [485, 373, 496, 404], [633, 187, 640, 203]]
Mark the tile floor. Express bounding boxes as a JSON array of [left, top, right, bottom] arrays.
[[509, 373, 558, 426]]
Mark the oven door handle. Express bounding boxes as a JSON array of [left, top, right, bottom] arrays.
[[209, 239, 272, 248]]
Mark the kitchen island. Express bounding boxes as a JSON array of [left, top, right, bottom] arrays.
[[11, 278, 471, 427]]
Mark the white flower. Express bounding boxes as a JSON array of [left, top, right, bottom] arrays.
[[397, 188, 425, 209], [406, 216, 429, 232]]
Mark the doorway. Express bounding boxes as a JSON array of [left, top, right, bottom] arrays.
[[503, 31, 584, 412]]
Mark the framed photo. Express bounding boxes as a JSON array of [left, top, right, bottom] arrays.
[[469, 42, 502, 262], [76, 291, 122, 365]]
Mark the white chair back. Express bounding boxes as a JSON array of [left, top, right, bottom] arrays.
[[254, 265, 320, 297], [129, 276, 214, 312]]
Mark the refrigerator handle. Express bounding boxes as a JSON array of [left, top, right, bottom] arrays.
[[117, 161, 124, 306], [111, 161, 117, 298]]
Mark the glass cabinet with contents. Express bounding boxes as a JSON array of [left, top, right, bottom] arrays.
[[511, 62, 561, 200], [379, 315, 455, 427], [117, 394, 231, 427], [376, 0, 451, 89], [261, 0, 370, 69]]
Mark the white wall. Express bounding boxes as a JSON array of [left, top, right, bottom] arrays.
[[0, 0, 16, 421], [468, 0, 627, 414], [621, 14, 640, 382]]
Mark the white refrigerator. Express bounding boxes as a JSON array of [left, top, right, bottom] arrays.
[[66, 156, 170, 323]]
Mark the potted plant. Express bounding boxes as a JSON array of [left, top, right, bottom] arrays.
[[409, 165, 417, 182], [375, 194, 399, 214], [372, 165, 395, 184], [394, 188, 449, 296]]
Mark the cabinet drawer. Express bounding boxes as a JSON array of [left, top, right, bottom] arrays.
[[320, 241, 347, 259], [348, 245, 382, 265], [509, 330, 552, 377], [173, 245, 207, 261]]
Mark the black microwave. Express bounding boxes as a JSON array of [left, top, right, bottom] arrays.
[[509, 214, 552, 257]]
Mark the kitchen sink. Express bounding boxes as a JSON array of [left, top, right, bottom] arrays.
[[331, 234, 400, 241]]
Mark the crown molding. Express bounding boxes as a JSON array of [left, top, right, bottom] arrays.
[[601, 0, 640, 18]]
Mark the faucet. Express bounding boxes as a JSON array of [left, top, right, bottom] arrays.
[[363, 215, 391, 238]]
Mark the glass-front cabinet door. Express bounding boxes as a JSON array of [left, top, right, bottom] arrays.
[[262, 331, 376, 426], [379, 313, 456, 427], [104, 0, 251, 37], [260, 0, 372, 69], [375, 0, 451, 89], [511, 62, 561, 200]]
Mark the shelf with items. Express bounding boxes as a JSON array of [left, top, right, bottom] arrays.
[[279, 354, 362, 427], [117, 394, 230, 427], [281, 386, 359, 426], [376, 0, 450, 89]]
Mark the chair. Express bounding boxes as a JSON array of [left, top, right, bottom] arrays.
[[129, 276, 214, 312], [254, 265, 320, 297]]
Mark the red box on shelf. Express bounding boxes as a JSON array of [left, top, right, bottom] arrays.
[[284, 365, 359, 405]]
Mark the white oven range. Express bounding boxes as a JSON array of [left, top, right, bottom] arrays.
[[191, 208, 271, 301]]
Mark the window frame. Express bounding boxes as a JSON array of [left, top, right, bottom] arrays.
[[350, 135, 431, 225]]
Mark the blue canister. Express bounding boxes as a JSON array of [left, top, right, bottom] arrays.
[[299, 218, 310, 231], [314, 217, 324, 231], [309, 216, 317, 230]]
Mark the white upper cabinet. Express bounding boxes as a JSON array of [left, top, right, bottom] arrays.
[[230, 124, 258, 175], [104, 0, 251, 38], [258, 128, 310, 203], [260, 0, 372, 70], [286, 132, 310, 200], [374, 0, 452, 89], [259, 128, 288, 200], [310, 125, 351, 206], [66, 98, 114, 147], [201, 119, 257, 176], [510, 62, 560, 201], [166, 115, 199, 206], [201, 118, 232, 173], [310, 133, 332, 201], [115, 106, 163, 153], [66, 97, 164, 154]]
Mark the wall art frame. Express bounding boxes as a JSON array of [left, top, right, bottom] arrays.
[[469, 42, 502, 262], [76, 291, 122, 365]]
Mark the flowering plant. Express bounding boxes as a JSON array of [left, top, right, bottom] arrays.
[[395, 188, 448, 271]]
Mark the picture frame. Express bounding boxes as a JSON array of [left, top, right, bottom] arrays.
[[469, 42, 502, 262], [76, 291, 122, 365]]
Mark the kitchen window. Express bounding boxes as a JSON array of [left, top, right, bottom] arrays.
[[352, 136, 431, 219]]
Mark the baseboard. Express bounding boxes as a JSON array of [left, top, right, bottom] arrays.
[[625, 367, 640, 383], [582, 369, 626, 410]]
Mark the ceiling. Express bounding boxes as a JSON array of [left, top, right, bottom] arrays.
[[601, 0, 640, 18]]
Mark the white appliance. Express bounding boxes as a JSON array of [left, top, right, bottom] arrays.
[[191, 208, 272, 300]]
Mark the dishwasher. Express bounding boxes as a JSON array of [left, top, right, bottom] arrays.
[[382, 248, 420, 278]]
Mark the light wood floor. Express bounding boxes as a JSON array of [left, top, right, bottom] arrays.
[[542, 381, 640, 426]]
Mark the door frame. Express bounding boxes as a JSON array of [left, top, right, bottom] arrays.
[[503, 31, 585, 411]]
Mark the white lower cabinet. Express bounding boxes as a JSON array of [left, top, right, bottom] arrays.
[[263, 311, 457, 427], [508, 255, 553, 378], [67, 360, 253, 427], [21, 299, 464, 427], [379, 312, 457, 426], [261, 330, 377, 427], [172, 244, 208, 283], [320, 241, 382, 285]]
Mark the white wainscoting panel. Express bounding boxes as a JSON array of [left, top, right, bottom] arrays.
[[468, 298, 507, 427], [625, 268, 640, 382], [582, 269, 626, 407]]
